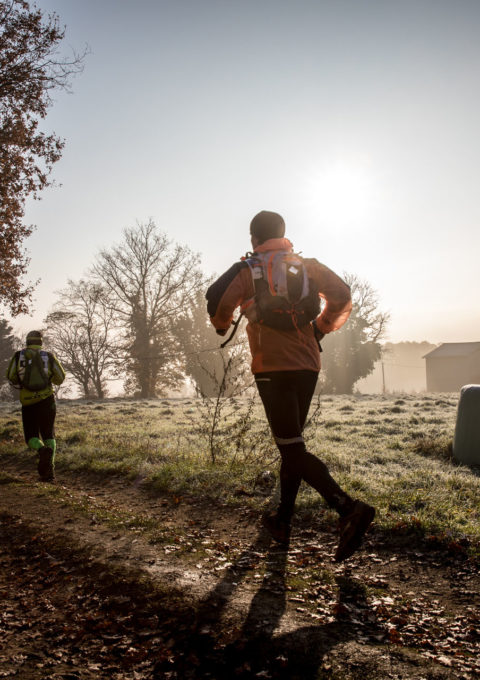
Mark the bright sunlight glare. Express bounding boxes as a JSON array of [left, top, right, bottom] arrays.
[[303, 158, 377, 227]]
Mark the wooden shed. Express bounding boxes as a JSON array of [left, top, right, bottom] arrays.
[[423, 342, 480, 392]]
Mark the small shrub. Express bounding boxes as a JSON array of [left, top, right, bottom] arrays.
[[388, 441, 402, 451], [324, 420, 342, 429], [412, 435, 453, 462], [0, 425, 22, 441], [65, 431, 87, 446]]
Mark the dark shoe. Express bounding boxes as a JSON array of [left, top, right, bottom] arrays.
[[38, 446, 54, 482], [334, 501, 375, 562], [262, 512, 291, 545]]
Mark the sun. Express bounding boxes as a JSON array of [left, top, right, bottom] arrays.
[[304, 158, 375, 227]]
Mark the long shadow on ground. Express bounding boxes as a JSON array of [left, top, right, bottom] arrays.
[[156, 528, 383, 679]]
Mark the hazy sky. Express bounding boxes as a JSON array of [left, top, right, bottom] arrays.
[[9, 0, 480, 343]]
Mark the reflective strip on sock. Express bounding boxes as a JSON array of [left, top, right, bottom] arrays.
[[274, 435, 305, 445]]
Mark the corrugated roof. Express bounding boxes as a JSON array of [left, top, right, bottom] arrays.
[[423, 342, 480, 359]]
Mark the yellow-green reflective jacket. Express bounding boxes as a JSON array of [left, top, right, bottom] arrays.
[[6, 345, 66, 406]]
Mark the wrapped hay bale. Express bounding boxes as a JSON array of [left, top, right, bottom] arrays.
[[453, 384, 480, 465]]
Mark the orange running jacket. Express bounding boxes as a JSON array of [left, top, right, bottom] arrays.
[[207, 238, 352, 374]]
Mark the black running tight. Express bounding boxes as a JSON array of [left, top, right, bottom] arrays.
[[255, 370, 353, 521]]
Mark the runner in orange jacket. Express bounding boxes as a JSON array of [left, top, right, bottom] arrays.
[[207, 210, 375, 562]]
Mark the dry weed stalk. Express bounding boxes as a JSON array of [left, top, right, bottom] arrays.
[[193, 346, 256, 463], [193, 346, 322, 469]]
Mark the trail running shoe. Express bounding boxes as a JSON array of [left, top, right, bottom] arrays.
[[38, 446, 54, 482], [262, 512, 291, 545], [334, 500, 375, 562]]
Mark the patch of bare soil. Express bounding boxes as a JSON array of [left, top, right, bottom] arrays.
[[0, 458, 479, 679]]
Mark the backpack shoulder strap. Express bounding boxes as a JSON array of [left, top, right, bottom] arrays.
[[249, 250, 302, 298], [39, 350, 51, 373], [244, 254, 264, 279]]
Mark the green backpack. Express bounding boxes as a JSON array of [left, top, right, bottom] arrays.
[[18, 349, 50, 392]]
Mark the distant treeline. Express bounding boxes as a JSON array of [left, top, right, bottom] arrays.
[[1, 222, 390, 399]]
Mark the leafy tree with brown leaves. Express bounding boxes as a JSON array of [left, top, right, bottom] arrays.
[[0, 0, 85, 315]]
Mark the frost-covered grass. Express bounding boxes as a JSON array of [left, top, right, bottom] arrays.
[[1, 392, 479, 555]]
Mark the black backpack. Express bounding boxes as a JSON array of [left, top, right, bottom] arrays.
[[245, 251, 320, 331], [18, 349, 50, 392]]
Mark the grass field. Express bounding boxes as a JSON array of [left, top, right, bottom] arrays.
[[1, 391, 479, 559]]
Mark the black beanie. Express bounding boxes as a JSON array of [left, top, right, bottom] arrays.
[[26, 330, 43, 346], [250, 211, 285, 244]]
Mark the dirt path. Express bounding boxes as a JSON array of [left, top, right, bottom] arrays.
[[0, 458, 479, 679]]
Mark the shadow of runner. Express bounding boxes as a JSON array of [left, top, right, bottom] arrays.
[[220, 564, 376, 679], [193, 527, 276, 637], [152, 525, 284, 677], [153, 526, 382, 679], [239, 534, 289, 639]]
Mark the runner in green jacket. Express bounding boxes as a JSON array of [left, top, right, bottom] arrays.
[[6, 330, 65, 482]]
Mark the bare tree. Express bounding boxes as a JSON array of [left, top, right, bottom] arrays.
[[346, 273, 389, 342], [45, 280, 117, 399], [173, 286, 251, 396], [92, 220, 204, 398], [320, 273, 390, 394]]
